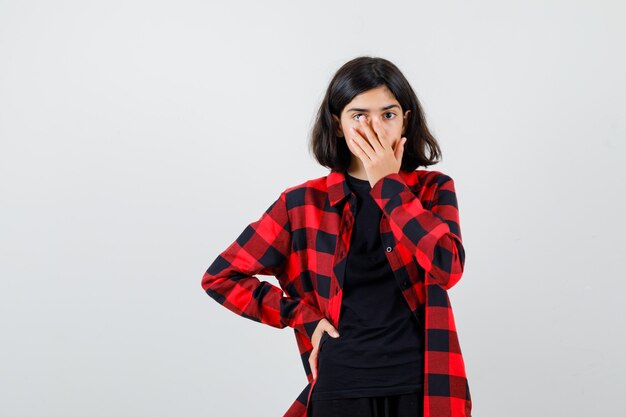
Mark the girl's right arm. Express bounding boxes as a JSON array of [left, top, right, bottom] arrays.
[[201, 190, 326, 341]]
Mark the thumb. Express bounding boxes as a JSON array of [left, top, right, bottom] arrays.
[[395, 137, 406, 160], [327, 325, 340, 338]]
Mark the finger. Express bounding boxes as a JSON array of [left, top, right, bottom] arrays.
[[358, 115, 384, 153], [348, 129, 373, 161], [312, 351, 318, 379], [350, 125, 374, 151], [371, 117, 390, 150], [349, 127, 374, 160]]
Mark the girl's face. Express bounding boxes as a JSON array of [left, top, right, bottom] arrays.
[[332, 85, 411, 156]]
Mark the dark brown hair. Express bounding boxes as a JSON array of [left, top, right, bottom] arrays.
[[309, 56, 442, 172]]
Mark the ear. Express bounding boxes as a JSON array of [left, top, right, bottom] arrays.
[[332, 114, 344, 137], [402, 110, 411, 135]]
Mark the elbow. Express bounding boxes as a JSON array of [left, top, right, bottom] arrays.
[[201, 270, 230, 305], [201, 270, 213, 292], [441, 239, 465, 290], [201, 254, 228, 293], [442, 271, 463, 290]]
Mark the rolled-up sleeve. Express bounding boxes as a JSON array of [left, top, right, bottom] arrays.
[[369, 172, 465, 290]]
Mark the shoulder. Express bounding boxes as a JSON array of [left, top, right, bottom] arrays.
[[399, 168, 454, 192], [417, 168, 452, 182], [279, 174, 329, 208], [283, 174, 328, 194]]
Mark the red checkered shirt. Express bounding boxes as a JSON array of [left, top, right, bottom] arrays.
[[201, 168, 472, 417]]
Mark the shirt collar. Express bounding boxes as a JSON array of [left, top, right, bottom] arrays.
[[326, 169, 419, 207]]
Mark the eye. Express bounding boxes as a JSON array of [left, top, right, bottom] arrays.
[[350, 112, 396, 121]]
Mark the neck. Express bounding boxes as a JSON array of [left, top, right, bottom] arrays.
[[346, 158, 368, 180]]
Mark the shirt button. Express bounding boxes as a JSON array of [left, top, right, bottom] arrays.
[[386, 246, 392, 252], [402, 280, 409, 287]]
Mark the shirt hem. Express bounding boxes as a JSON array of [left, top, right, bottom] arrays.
[[310, 383, 423, 401]]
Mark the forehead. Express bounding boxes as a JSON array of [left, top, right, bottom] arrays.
[[342, 85, 399, 112]]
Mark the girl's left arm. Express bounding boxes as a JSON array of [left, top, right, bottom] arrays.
[[370, 171, 465, 290]]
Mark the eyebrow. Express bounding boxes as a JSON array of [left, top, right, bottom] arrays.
[[345, 104, 401, 113]]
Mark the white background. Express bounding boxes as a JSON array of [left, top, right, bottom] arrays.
[[1, 1, 625, 416]]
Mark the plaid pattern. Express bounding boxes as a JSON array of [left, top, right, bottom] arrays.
[[201, 168, 472, 417]]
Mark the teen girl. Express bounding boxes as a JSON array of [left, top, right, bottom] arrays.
[[202, 56, 472, 417]]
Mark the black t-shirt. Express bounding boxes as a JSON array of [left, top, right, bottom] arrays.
[[310, 173, 425, 401]]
